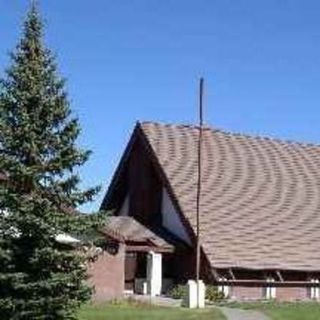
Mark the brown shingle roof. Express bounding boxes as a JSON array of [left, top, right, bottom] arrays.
[[140, 121, 320, 271], [102, 216, 175, 251]]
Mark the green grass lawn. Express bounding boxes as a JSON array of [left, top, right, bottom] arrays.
[[228, 302, 320, 320], [77, 301, 226, 320]]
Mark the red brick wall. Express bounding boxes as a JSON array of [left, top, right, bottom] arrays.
[[276, 286, 308, 301], [87, 244, 125, 302], [231, 285, 309, 301], [231, 285, 263, 300]]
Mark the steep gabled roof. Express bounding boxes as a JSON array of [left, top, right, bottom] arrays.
[[140, 121, 320, 271]]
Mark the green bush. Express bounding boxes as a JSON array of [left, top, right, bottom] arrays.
[[168, 285, 187, 300], [168, 284, 225, 303], [206, 285, 225, 302]]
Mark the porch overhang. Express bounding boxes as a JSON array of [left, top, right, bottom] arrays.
[[101, 216, 176, 253]]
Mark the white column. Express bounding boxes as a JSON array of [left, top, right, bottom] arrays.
[[186, 280, 197, 308], [265, 278, 276, 299], [186, 280, 205, 308], [218, 277, 230, 298], [311, 279, 320, 299], [147, 251, 162, 296]]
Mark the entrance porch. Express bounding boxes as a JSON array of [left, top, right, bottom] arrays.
[[102, 216, 180, 297]]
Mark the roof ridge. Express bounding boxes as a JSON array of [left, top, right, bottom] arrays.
[[139, 120, 320, 149]]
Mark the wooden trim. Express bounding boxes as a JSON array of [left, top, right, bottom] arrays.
[[228, 268, 236, 280], [276, 270, 284, 282], [217, 267, 320, 273], [126, 245, 174, 253], [212, 268, 221, 281], [217, 280, 319, 286], [102, 231, 175, 253]]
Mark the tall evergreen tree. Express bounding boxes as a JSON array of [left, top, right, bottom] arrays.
[[0, 3, 103, 319]]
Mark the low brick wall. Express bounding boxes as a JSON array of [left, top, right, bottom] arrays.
[[231, 285, 309, 301], [276, 286, 308, 301], [87, 244, 125, 302], [231, 285, 263, 300]]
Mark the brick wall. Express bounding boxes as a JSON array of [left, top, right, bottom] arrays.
[[276, 286, 308, 301], [231, 285, 309, 301], [87, 244, 125, 302], [231, 285, 263, 300]]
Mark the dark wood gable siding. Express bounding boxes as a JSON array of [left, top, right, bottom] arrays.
[[128, 136, 163, 226], [105, 166, 128, 215], [102, 129, 163, 228]]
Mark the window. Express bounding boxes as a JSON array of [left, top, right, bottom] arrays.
[[217, 277, 230, 298], [310, 279, 320, 300], [264, 278, 276, 299]]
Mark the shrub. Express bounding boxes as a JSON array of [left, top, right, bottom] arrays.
[[168, 285, 187, 300], [168, 284, 225, 303], [206, 285, 225, 302]]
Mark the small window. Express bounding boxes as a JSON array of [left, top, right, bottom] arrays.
[[217, 277, 230, 298], [264, 278, 276, 299], [310, 279, 320, 300]]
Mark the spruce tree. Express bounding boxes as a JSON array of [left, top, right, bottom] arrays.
[[0, 3, 103, 319]]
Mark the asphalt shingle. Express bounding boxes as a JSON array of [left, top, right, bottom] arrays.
[[141, 121, 320, 271]]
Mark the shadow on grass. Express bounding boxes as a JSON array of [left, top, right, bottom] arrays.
[[77, 298, 226, 320]]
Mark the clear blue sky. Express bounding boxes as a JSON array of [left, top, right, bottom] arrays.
[[1, 1, 320, 211]]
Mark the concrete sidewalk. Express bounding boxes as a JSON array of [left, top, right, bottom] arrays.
[[218, 306, 270, 320]]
